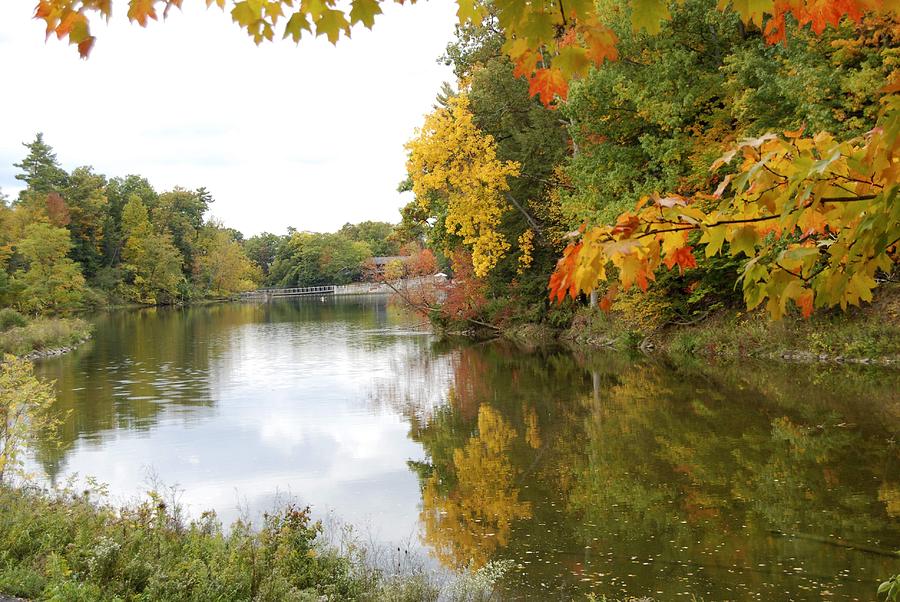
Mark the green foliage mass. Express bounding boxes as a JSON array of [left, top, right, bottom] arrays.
[[269, 231, 373, 287], [12, 223, 86, 316], [338, 221, 401, 257], [562, 0, 897, 226]]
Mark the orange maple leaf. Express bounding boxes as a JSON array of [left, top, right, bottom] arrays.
[[528, 68, 568, 107], [797, 289, 814, 319], [513, 50, 540, 79], [548, 241, 582, 302], [663, 246, 698, 274], [128, 0, 159, 27], [583, 23, 618, 65]]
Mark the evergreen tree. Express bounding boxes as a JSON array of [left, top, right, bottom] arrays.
[[13, 134, 68, 196]]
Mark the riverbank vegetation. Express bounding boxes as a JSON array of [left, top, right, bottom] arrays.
[[0, 478, 517, 602], [0, 315, 92, 358], [387, 0, 899, 358]]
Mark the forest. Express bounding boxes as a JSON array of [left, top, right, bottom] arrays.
[[398, 0, 898, 337], [0, 134, 420, 317]]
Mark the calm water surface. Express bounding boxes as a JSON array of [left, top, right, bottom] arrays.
[[32, 297, 900, 600]]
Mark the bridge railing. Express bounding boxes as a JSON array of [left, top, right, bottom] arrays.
[[240, 285, 336, 297]]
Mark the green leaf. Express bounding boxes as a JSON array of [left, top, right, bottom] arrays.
[[455, 0, 482, 24], [699, 226, 727, 258], [553, 46, 589, 78], [521, 12, 555, 45], [231, 1, 259, 27]]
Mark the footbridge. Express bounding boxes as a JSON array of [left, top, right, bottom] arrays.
[[240, 282, 394, 300], [240, 285, 337, 300], [240, 276, 447, 301]]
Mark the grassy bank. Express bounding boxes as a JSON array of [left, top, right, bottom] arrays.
[[0, 484, 508, 602], [0, 316, 92, 357], [557, 283, 899, 364]]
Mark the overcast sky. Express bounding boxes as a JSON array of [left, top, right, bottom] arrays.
[[0, 1, 457, 236]]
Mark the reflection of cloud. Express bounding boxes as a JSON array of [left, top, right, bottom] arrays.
[[27, 299, 448, 545]]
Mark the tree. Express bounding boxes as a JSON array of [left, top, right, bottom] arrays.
[[406, 95, 520, 277], [194, 225, 261, 296], [62, 166, 109, 279], [268, 231, 371, 287], [13, 223, 86, 315], [152, 187, 211, 273], [243, 232, 284, 277], [0, 355, 59, 483], [338, 221, 399, 257], [120, 196, 184, 304], [13, 133, 68, 196], [103, 175, 159, 270]]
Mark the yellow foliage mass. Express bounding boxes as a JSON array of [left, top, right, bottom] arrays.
[[405, 95, 520, 277]]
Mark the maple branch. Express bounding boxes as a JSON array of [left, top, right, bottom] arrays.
[[775, 261, 807, 282], [834, 174, 880, 187], [635, 226, 694, 239], [820, 194, 878, 203], [761, 163, 788, 180]]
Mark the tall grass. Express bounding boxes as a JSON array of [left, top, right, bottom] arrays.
[[0, 483, 511, 601], [0, 317, 92, 356]]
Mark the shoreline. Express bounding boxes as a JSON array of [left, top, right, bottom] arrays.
[[499, 283, 900, 367]]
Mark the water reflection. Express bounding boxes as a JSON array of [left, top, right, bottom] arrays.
[[405, 345, 900, 599], [31, 298, 900, 600]]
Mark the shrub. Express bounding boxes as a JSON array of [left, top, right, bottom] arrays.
[[0, 308, 27, 331]]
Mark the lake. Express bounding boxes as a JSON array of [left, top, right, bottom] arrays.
[[31, 296, 900, 600]]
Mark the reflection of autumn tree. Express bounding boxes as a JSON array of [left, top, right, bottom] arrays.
[[403, 343, 899, 597], [420, 405, 532, 569], [567, 359, 900, 596]]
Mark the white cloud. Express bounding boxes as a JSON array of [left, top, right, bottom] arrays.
[[0, 1, 457, 235]]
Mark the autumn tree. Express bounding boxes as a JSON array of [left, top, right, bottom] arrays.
[[406, 95, 520, 277], [152, 187, 211, 273], [338, 221, 400, 257], [243, 232, 284, 277], [13, 223, 86, 315], [103, 175, 159, 273], [194, 224, 261, 296], [62, 166, 109, 279], [120, 195, 184, 304]]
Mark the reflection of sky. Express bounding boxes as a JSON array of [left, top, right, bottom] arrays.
[[31, 300, 454, 544]]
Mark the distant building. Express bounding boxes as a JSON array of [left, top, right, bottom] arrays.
[[369, 256, 410, 276]]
